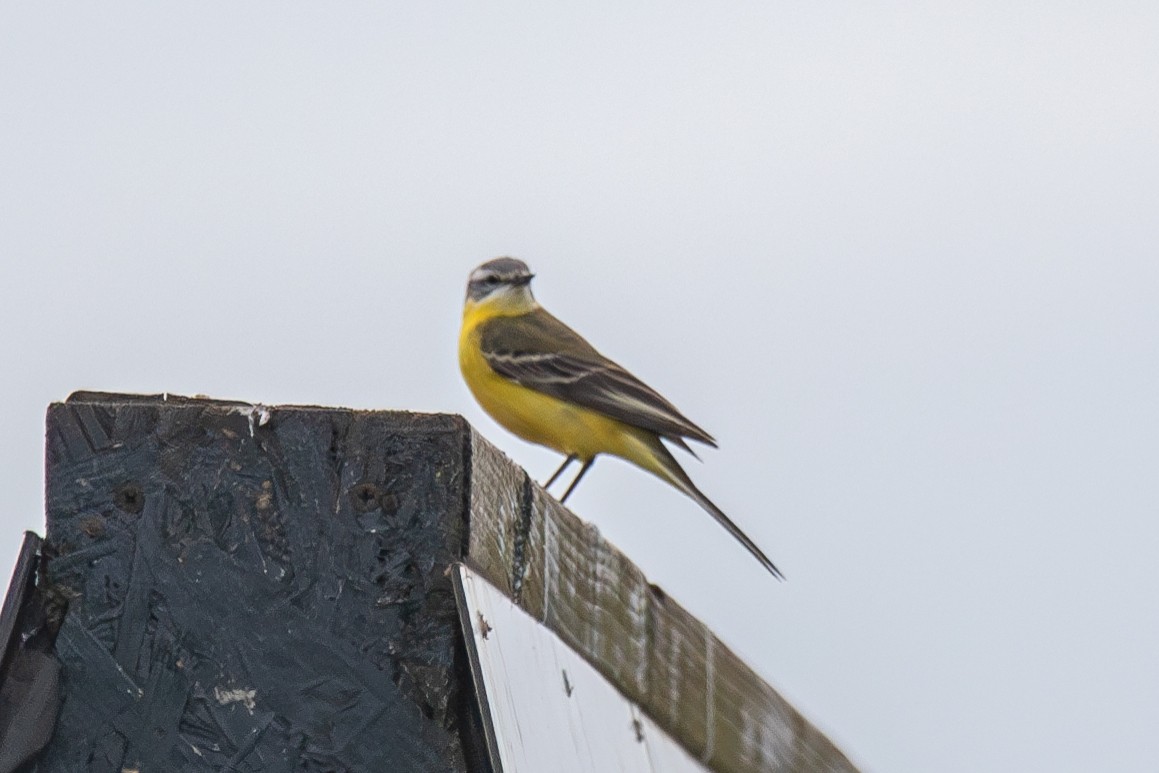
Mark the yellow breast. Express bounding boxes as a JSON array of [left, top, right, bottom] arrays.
[[458, 302, 652, 463]]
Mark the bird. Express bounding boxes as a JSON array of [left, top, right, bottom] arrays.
[[458, 257, 783, 580]]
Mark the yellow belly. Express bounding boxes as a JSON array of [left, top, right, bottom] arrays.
[[458, 316, 654, 465]]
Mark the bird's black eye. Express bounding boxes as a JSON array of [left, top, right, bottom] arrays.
[[484, 275, 500, 285]]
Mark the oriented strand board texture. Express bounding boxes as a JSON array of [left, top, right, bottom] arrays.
[[466, 433, 859, 773], [38, 395, 482, 773]]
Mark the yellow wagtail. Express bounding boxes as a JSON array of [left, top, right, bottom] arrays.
[[458, 257, 783, 580]]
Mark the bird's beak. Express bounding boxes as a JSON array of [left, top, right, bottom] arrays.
[[514, 274, 535, 286]]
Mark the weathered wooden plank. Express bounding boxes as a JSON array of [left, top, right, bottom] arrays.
[[465, 430, 528, 602], [465, 433, 859, 773]]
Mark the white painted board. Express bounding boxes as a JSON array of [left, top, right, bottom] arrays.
[[456, 564, 710, 773]]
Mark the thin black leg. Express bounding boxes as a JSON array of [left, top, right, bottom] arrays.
[[543, 455, 577, 490], [559, 458, 595, 503]]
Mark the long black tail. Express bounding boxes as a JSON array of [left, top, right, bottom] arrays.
[[650, 440, 785, 581]]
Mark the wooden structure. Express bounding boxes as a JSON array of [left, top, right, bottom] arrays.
[[0, 392, 857, 772]]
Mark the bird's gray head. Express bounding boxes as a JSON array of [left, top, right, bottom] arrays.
[[465, 257, 536, 305]]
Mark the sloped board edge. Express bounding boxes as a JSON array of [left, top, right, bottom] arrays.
[[0, 532, 64, 773], [454, 564, 711, 773], [465, 431, 859, 773]]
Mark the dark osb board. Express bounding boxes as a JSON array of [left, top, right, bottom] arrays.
[[0, 533, 64, 773], [35, 394, 481, 773]]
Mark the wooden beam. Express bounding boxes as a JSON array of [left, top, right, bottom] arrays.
[[465, 431, 858, 773], [30, 392, 856, 772]]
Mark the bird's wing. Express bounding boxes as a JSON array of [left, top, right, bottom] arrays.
[[479, 309, 717, 447]]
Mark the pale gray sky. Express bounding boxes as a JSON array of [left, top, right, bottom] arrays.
[[2, 4, 1157, 771]]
